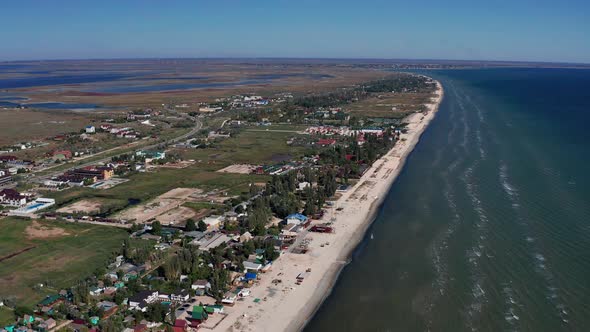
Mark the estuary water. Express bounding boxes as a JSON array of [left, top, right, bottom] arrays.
[[305, 68, 590, 332]]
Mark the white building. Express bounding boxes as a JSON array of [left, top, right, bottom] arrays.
[[8, 198, 56, 217], [85, 125, 96, 134], [243, 261, 263, 272], [191, 280, 211, 296], [0, 189, 27, 207], [202, 215, 223, 230], [128, 290, 159, 312]]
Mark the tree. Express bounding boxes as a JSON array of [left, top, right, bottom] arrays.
[[151, 221, 162, 235], [197, 220, 207, 232], [210, 268, 230, 301], [146, 303, 167, 323], [186, 219, 197, 232], [130, 223, 142, 232]]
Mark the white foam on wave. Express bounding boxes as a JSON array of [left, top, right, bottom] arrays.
[[451, 86, 470, 151], [462, 159, 492, 329], [502, 284, 521, 330], [498, 161, 570, 325]]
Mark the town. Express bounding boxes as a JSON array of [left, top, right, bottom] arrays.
[[0, 73, 439, 332]]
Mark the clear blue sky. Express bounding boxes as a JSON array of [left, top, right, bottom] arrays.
[[1, 0, 589, 63]]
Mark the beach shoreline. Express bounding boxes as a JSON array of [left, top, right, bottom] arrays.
[[211, 78, 444, 332]]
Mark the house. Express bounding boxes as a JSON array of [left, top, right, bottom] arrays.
[[239, 231, 252, 243], [68, 166, 114, 181], [221, 291, 237, 305], [244, 272, 257, 282], [154, 243, 171, 251], [238, 288, 251, 298], [8, 198, 55, 216], [191, 280, 211, 296], [52, 150, 72, 160], [205, 304, 224, 314], [128, 290, 159, 312], [297, 182, 310, 191], [317, 138, 336, 146], [135, 150, 165, 162], [173, 319, 188, 332], [191, 306, 208, 322], [97, 301, 117, 312], [0, 155, 18, 163], [39, 318, 56, 330], [127, 112, 151, 121], [133, 324, 148, 332], [0, 189, 27, 207], [170, 289, 190, 303], [0, 174, 12, 186], [285, 213, 308, 226], [201, 215, 223, 230], [193, 233, 231, 251], [85, 126, 96, 134], [243, 261, 263, 272], [89, 287, 103, 296]]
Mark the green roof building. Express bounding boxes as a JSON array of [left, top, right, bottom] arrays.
[[191, 306, 208, 321]]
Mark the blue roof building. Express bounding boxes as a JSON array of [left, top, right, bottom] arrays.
[[285, 213, 308, 225]]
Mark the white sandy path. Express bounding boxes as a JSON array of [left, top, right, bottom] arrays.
[[212, 81, 444, 332]]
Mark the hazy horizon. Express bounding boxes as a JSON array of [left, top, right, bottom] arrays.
[[1, 56, 589, 66]]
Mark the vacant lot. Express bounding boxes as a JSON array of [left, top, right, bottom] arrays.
[[0, 108, 88, 145], [0, 217, 128, 306], [217, 164, 258, 174], [177, 128, 308, 170], [56, 199, 103, 214], [45, 168, 264, 216], [155, 206, 196, 226]]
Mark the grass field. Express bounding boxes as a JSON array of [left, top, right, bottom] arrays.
[[0, 307, 15, 326], [0, 217, 128, 306], [347, 92, 435, 118], [45, 168, 265, 215], [177, 128, 309, 170], [42, 125, 297, 217], [0, 108, 88, 145]]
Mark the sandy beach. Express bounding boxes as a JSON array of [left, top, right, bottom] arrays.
[[211, 79, 444, 332]]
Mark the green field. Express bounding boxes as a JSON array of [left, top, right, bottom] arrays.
[[45, 168, 265, 215], [41, 126, 299, 216], [347, 92, 435, 118], [0, 218, 128, 306], [178, 128, 308, 169], [0, 307, 15, 326]]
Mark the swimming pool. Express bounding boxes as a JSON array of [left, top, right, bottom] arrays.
[[24, 203, 45, 211]]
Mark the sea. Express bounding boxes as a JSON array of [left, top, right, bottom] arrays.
[[305, 68, 590, 332]]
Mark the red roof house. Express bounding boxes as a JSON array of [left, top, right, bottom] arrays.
[[317, 138, 336, 146]]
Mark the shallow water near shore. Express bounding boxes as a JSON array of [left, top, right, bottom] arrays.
[[305, 68, 590, 331]]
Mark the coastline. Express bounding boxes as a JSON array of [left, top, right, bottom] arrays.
[[211, 78, 444, 332]]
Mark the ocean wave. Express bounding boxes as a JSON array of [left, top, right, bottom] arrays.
[[498, 161, 570, 326], [462, 159, 492, 330]]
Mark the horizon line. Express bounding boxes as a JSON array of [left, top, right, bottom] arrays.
[[1, 56, 589, 66]]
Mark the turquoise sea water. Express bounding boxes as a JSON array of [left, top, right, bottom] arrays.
[[305, 68, 590, 331]]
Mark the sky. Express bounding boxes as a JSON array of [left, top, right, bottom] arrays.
[[1, 0, 589, 63]]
